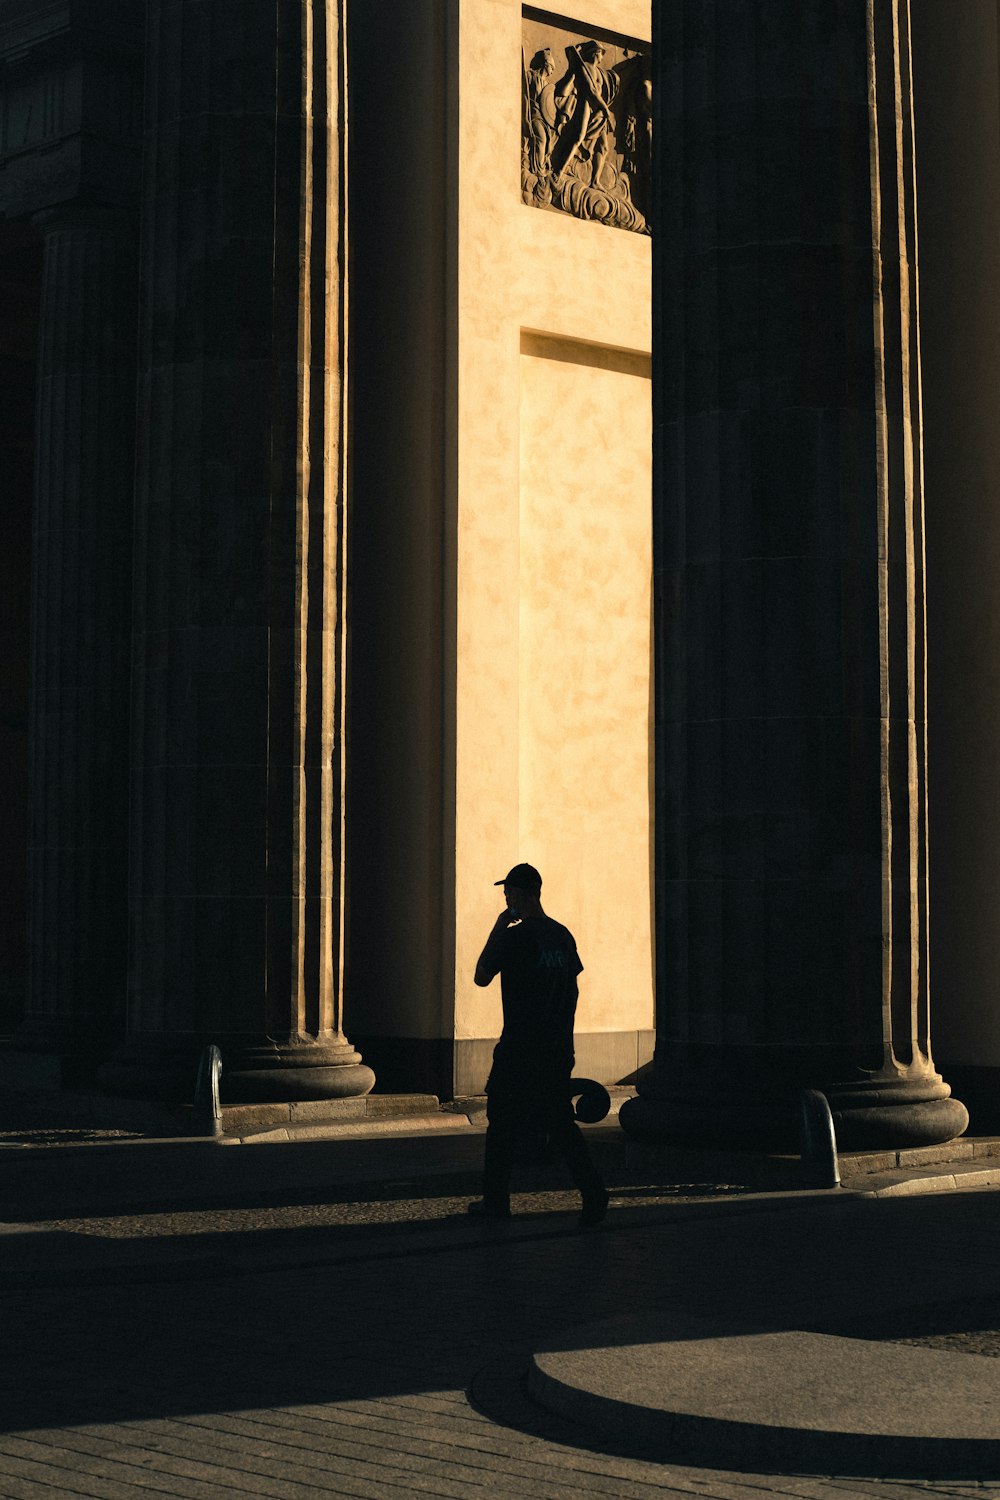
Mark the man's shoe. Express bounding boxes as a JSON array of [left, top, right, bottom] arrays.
[[579, 1188, 609, 1228], [466, 1199, 511, 1221]]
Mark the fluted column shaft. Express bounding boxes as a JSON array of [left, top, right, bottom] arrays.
[[22, 206, 136, 1067], [103, 0, 372, 1101], [621, 0, 967, 1150]]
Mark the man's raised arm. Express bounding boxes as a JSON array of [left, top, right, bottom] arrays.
[[474, 910, 514, 987]]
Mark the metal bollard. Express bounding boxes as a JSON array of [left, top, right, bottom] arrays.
[[569, 1078, 612, 1124], [799, 1088, 840, 1188], [192, 1044, 223, 1138]]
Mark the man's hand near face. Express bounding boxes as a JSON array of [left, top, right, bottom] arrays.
[[474, 906, 518, 986]]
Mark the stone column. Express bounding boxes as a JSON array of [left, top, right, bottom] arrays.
[[21, 205, 136, 1076], [102, 0, 373, 1101], [907, 1, 1000, 1131], [621, 0, 967, 1150]]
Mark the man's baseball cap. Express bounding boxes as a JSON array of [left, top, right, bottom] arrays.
[[495, 863, 542, 893]]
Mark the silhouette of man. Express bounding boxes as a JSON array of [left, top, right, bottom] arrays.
[[468, 863, 609, 1227]]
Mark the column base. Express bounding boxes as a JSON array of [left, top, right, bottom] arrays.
[[222, 1038, 376, 1102], [618, 1044, 969, 1152], [822, 1076, 969, 1151], [98, 1032, 375, 1104]]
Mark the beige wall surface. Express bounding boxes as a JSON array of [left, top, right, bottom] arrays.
[[518, 343, 653, 1033], [452, 0, 653, 1077]]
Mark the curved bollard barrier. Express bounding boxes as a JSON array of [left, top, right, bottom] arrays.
[[799, 1087, 840, 1188], [192, 1044, 223, 1138]]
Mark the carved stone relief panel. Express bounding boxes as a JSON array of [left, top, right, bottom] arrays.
[[522, 9, 650, 235]]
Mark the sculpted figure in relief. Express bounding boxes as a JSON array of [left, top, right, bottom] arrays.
[[525, 46, 558, 177], [550, 40, 618, 193], [620, 52, 652, 223], [522, 37, 650, 235]]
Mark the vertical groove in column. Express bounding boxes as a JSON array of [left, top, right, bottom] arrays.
[[869, 0, 931, 1074], [330, 0, 351, 1043], [24, 210, 137, 1052], [903, 0, 932, 1062]]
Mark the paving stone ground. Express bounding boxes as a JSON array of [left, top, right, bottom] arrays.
[[2, 1124, 1000, 1499]]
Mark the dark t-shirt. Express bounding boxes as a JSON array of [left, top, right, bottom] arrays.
[[479, 915, 583, 1082]]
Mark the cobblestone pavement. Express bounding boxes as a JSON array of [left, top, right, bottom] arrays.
[[2, 1132, 1000, 1499]]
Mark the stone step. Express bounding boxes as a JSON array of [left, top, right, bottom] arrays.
[[218, 1093, 441, 1135], [626, 1136, 1000, 1192], [849, 1161, 1000, 1197], [528, 1316, 1000, 1479], [232, 1111, 481, 1145]]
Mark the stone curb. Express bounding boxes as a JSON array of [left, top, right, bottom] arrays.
[[527, 1324, 1000, 1480], [231, 1112, 481, 1144], [0, 1104, 480, 1159], [527, 1356, 1000, 1481], [846, 1164, 1000, 1196]]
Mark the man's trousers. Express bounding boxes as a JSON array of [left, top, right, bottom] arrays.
[[482, 1070, 605, 1210]]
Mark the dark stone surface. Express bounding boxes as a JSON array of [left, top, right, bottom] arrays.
[[631, 0, 967, 1150], [0, 1, 144, 219], [910, 2, 1000, 1082], [3, 1134, 1000, 1493], [352, 1037, 456, 1100], [530, 1326, 1000, 1479], [0, 222, 39, 1035], [937, 1065, 1000, 1137], [0, 1, 143, 1073], [117, 0, 371, 1101], [345, 3, 450, 1056], [23, 206, 138, 1065]]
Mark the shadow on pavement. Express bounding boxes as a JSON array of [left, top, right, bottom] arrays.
[[0, 1126, 744, 1223], [0, 1174, 998, 1449]]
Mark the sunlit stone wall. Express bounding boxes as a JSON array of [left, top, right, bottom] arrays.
[[517, 338, 653, 1045]]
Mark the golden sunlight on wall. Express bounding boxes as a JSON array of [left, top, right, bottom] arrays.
[[449, 0, 653, 1092], [518, 338, 653, 1036], [348, 0, 653, 1092]]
